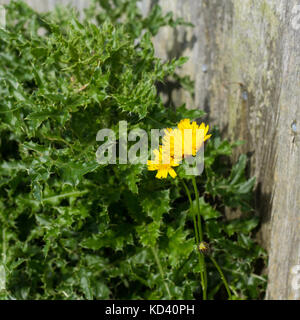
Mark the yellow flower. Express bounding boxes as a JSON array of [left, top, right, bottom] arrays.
[[161, 128, 181, 159], [147, 147, 179, 179], [147, 119, 211, 179], [162, 119, 211, 160]]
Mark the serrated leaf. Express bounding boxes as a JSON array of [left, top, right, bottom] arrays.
[[141, 190, 170, 221], [61, 161, 99, 186], [137, 221, 161, 247]]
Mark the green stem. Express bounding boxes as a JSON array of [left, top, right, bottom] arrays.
[[182, 180, 206, 297], [151, 246, 171, 299], [191, 177, 203, 241], [210, 256, 232, 300], [42, 190, 88, 202], [181, 180, 199, 244], [191, 176, 207, 300]]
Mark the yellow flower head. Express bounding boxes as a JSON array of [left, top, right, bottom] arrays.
[[161, 127, 183, 161], [147, 147, 179, 179], [162, 119, 211, 160], [147, 119, 211, 179]]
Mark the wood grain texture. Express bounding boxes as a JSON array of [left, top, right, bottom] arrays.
[[141, 0, 300, 300]]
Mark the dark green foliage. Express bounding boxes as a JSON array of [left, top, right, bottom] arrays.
[[0, 1, 266, 300]]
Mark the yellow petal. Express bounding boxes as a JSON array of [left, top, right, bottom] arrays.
[[169, 168, 177, 178], [199, 123, 205, 130], [156, 171, 162, 179], [204, 134, 212, 142], [162, 169, 168, 179], [204, 124, 209, 135]]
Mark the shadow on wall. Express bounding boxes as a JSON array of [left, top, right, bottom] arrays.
[[155, 29, 197, 110]]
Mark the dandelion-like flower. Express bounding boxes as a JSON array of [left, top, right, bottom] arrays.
[[162, 119, 211, 160], [147, 119, 211, 179], [147, 147, 179, 179]]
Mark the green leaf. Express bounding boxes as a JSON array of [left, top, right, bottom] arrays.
[[193, 197, 222, 220], [230, 154, 247, 185], [80, 235, 103, 250], [32, 181, 42, 201], [60, 161, 99, 186], [166, 226, 194, 267], [80, 275, 93, 300], [141, 190, 171, 221], [224, 217, 260, 237], [176, 104, 206, 120], [236, 177, 256, 194], [137, 221, 161, 247]]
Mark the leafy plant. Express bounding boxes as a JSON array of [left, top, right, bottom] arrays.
[[0, 0, 266, 300]]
